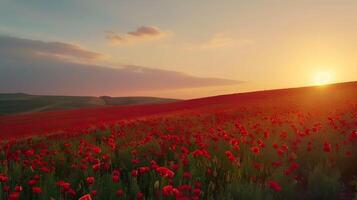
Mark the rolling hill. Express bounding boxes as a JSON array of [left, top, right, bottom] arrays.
[[0, 93, 179, 115], [0, 81, 356, 139]]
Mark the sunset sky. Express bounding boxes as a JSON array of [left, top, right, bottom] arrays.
[[0, 0, 356, 99]]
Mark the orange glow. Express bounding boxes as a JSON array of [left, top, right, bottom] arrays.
[[314, 71, 332, 86]]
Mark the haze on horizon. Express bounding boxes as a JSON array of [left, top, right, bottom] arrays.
[[0, 0, 356, 99]]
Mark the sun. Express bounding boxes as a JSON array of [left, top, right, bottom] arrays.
[[313, 71, 332, 86]]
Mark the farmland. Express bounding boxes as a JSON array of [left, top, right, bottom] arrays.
[[0, 82, 356, 199]]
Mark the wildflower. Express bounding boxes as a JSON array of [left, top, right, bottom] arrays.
[[102, 154, 110, 161], [195, 181, 202, 189], [225, 150, 236, 162], [193, 188, 201, 196], [251, 146, 260, 155], [272, 161, 282, 167], [113, 169, 121, 176], [33, 175, 40, 180], [91, 190, 97, 196], [116, 188, 124, 196], [112, 174, 120, 182], [323, 142, 332, 152], [8, 192, 20, 200], [253, 162, 263, 170], [25, 149, 35, 157], [67, 188, 76, 196], [131, 169, 138, 177], [139, 166, 150, 174], [137, 192, 144, 200], [183, 172, 192, 180], [264, 131, 270, 139], [32, 187, 42, 194], [86, 177, 95, 185], [131, 159, 140, 165], [3, 185, 10, 192], [28, 180, 38, 186], [273, 143, 279, 149], [93, 146, 101, 154], [268, 181, 282, 192], [277, 148, 285, 156], [15, 186, 23, 192], [57, 181, 70, 190], [0, 174, 9, 182], [162, 185, 174, 196], [284, 162, 299, 175], [345, 151, 352, 157], [156, 167, 175, 178], [172, 163, 179, 171], [92, 163, 100, 171]]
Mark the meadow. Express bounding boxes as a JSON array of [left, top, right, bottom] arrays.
[[0, 82, 356, 200]]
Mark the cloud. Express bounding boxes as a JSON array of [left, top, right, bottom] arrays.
[[127, 26, 164, 37], [185, 33, 254, 50], [106, 26, 169, 45], [0, 35, 104, 61], [0, 35, 241, 96], [199, 33, 235, 49]]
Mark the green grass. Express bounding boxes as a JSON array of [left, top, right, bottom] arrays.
[[0, 93, 179, 115]]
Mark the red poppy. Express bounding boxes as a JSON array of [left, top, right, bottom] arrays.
[[323, 142, 332, 152], [268, 181, 282, 192], [156, 167, 175, 178], [32, 187, 42, 194], [112, 174, 120, 182], [91, 190, 97, 196], [251, 146, 260, 155], [116, 188, 124, 196], [86, 177, 95, 185]]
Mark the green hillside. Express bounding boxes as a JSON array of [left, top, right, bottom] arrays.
[[0, 93, 178, 115]]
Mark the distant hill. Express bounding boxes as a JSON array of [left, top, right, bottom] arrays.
[[0, 93, 179, 115], [100, 96, 179, 106]]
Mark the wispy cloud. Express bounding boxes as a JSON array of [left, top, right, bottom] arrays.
[[185, 33, 254, 50], [106, 26, 170, 45], [0, 35, 104, 61], [0, 35, 241, 96]]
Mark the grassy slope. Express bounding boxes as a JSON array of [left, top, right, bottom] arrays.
[[0, 81, 356, 140], [0, 93, 178, 115], [100, 96, 178, 106]]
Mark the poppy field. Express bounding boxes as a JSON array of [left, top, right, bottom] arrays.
[[0, 82, 356, 200]]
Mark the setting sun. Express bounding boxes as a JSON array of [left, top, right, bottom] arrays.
[[314, 71, 332, 86]]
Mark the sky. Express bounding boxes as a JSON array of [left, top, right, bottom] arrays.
[[0, 0, 356, 99]]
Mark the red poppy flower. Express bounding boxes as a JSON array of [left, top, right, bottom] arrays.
[[251, 146, 260, 155], [156, 167, 175, 178], [86, 177, 95, 185], [268, 181, 282, 192], [32, 187, 42, 194], [116, 188, 124, 196]]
